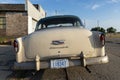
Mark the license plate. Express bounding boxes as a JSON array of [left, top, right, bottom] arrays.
[[51, 59, 69, 69]]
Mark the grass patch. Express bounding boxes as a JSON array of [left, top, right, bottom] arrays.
[[0, 36, 14, 42], [0, 36, 16, 45], [106, 33, 120, 38]]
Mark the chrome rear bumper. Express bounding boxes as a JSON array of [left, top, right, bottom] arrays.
[[13, 55, 109, 70]]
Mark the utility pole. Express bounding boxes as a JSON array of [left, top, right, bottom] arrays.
[[55, 10, 58, 15], [83, 19, 86, 28], [97, 20, 99, 27]]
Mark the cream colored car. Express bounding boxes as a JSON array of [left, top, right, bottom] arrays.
[[13, 15, 109, 71]]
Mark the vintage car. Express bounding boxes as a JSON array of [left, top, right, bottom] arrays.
[[13, 15, 109, 71]]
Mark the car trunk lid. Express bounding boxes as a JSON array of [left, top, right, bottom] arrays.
[[24, 27, 95, 59]]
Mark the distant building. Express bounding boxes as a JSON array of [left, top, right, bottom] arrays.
[[0, 0, 45, 37]]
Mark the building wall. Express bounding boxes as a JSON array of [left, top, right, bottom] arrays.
[[0, 1, 45, 37], [26, 0, 45, 34], [26, 0, 45, 20], [6, 12, 28, 37], [28, 16, 38, 33], [0, 29, 6, 36]]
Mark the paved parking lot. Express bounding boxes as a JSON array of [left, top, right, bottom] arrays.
[[0, 45, 15, 80], [0, 38, 120, 80]]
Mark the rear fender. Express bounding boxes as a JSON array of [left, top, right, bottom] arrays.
[[92, 31, 105, 56], [16, 37, 26, 63]]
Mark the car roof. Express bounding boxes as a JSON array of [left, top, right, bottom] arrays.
[[40, 15, 80, 22], [37, 15, 82, 25], [42, 15, 80, 19]]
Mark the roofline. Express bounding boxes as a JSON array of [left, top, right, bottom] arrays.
[[0, 4, 40, 12], [0, 3, 24, 5], [0, 10, 27, 12]]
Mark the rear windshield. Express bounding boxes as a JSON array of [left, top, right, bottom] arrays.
[[35, 16, 83, 31]]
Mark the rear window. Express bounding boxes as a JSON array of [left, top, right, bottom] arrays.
[[35, 15, 83, 30]]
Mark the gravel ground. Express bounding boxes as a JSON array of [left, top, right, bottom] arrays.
[[0, 38, 120, 80]]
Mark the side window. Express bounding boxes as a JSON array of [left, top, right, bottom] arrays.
[[0, 17, 6, 29], [76, 21, 80, 26], [42, 24, 46, 29], [36, 24, 47, 30], [37, 24, 42, 30], [73, 21, 80, 27]]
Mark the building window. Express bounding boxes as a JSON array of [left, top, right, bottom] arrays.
[[0, 17, 6, 29]]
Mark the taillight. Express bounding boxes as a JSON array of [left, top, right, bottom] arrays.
[[100, 34, 105, 46], [13, 40, 19, 52]]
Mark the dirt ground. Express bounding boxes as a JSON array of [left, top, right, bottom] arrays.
[[0, 38, 120, 80]]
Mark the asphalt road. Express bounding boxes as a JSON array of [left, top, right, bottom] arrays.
[[0, 38, 120, 80]]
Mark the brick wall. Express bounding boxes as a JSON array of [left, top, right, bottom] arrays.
[[0, 29, 6, 36], [6, 12, 28, 37]]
